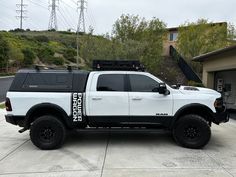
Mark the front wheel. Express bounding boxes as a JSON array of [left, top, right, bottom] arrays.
[[30, 115, 66, 150], [173, 114, 211, 149]]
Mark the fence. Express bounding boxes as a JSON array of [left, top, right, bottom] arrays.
[[169, 46, 202, 83]]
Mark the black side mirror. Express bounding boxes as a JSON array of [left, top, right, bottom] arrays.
[[158, 83, 170, 95]]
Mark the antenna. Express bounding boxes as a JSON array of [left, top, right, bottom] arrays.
[[16, 0, 27, 29], [48, 0, 59, 31], [76, 0, 87, 68]]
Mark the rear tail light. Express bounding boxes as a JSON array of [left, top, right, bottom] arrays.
[[5, 97, 12, 111]]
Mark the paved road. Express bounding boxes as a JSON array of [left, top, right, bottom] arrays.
[[0, 109, 235, 177], [0, 77, 14, 102]]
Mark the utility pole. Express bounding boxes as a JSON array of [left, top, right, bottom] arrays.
[[48, 0, 59, 31], [76, 0, 87, 67], [16, 0, 27, 29]]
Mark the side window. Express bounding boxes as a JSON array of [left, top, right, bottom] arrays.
[[129, 74, 159, 92], [23, 73, 72, 90], [97, 74, 125, 92]]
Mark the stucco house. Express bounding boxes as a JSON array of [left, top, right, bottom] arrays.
[[193, 45, 236, 110]]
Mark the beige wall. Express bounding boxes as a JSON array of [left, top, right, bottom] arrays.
[[163, 40, 177, 56], [202, 50, 236, 88], [163, 31, 178, 56]]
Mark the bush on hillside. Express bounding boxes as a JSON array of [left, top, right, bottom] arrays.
[[38, 46, 55, 63], [22, 48, 36, 66], [34, 35, 49, 43], [63, 48, 76, 63], [53, 57, 64, 65]]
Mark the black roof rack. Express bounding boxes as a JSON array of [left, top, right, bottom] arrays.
[[33, 65, 79, 72], [92, 60, 145, 71]]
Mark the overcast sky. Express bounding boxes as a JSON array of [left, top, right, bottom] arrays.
[[0, 0, 235, 34]]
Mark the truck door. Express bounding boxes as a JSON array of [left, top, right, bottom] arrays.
[[87, 73, 129, 125], [128, 74, 173, 124]]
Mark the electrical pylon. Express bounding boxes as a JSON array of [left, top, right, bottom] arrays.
[[16, 0, 27, 29], [76, 0, 87, 67], [48, 0, 59, 31]]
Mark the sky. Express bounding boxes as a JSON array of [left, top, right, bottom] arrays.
[[0, 0, 235, 34]]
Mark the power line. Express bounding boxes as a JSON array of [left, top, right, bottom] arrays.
[[60, 1, 77, 27], [16, 0, 27, 29], [48, 0, 59, 30], [58, 9, 73, 29], [27, 0, 48, 10]]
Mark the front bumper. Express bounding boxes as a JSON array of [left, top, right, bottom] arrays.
[[212, 109, 229, 124], [5, 115, 25, 127]]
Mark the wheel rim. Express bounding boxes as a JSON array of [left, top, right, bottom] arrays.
[[183, 126, 200, 140], [39, 127, 55, 143]]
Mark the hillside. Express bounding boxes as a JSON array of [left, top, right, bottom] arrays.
[[0, 30, 116, 70], [0, 30, 186, 85]]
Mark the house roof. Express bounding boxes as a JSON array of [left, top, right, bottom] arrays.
[[193, 45, 236, 62]]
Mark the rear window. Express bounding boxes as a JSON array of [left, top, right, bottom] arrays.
[[97, 74, 125, 92], [22, 73, 73, 91]]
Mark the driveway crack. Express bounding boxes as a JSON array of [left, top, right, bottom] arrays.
[[100, 131, 110, 177]]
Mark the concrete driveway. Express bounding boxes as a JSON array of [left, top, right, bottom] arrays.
[[0, 109, 236, 177]]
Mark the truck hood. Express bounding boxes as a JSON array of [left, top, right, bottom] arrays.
[[178, 86, 221, 97]]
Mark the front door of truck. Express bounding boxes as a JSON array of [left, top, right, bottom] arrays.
[[128, 74, 173, 124]]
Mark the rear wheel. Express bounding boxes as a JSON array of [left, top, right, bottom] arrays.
[[173, 114, 211, 149], [30, 115, 66, 150]]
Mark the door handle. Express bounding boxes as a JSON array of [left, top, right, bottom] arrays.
[[132, 97, 142, 101], [92, 97, 102, 101]]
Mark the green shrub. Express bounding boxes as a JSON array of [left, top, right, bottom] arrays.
[[38, 46, 55, 63], [63, 48, 76, 63], [34, 35, 49, 43], [51, 57, 64, 65], [22, 48, 35, 66]]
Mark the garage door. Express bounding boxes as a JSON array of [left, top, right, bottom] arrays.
[[215, 70, 236, 110]]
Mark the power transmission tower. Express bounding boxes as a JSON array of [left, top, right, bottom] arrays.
[[16, 0, 27, 29], [76, 0, 87, 67], [48, 0, 59, 31], [77, 0, 87, 33]]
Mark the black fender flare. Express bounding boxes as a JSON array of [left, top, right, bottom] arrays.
[[25, 103, 72, 129], [170, 103, 214, 129]]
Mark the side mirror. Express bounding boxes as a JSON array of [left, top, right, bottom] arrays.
[[158, 83, 170, 95]]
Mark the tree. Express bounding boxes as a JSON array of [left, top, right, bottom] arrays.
[[177, 19, 235, 60], [112, 14, 167, 73], [112, 14, 148, 42]]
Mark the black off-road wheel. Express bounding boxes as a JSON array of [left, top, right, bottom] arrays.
[[173, 114, 211, 149], [30, 115, 66, 150]]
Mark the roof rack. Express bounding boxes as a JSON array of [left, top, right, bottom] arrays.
[[92, 60, 145, 71], [34, 64, 47, 71], [33, 65, 79, 72]]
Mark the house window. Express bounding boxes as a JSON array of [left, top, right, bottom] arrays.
[[169, 32, 178, 41]]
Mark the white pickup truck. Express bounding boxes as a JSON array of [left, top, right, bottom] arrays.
[[5, 61, 229, 150]]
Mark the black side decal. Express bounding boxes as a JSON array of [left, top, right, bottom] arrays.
[[72, 93, 83, 122]]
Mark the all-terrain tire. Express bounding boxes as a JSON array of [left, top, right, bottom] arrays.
[[30, 115, 66, 150], [173, 114, 211, 149]]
